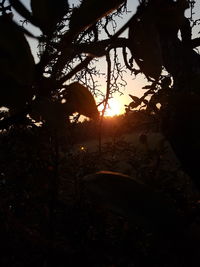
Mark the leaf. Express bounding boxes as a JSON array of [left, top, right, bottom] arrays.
[[0, 15, 34, 109], [31, 83, 99, 129], [31, 0, 69, 34], [0, 16, 34, 86], [129, 94, 140, 103], [69, 0, 125, 34], [83, 171, 181, 235], [66, 82, 99, 120], [142, 85, 153, 89], [128, 9, 163, 80], [129, 101, 141, 109]]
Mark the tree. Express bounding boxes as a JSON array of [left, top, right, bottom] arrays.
[[1, 1, 200, 265], [0, 0, 200, 188]]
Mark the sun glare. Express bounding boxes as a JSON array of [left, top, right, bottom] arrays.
[[105, 98, 121, 117]]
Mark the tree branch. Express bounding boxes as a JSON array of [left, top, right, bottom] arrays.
[[191, 37, 200, 48], [98, 52, 111, 154], [51, 14, 135, 79], [57, 56, 94, 86], [74, 37, 128, 57]]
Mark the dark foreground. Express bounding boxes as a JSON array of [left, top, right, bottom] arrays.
[[0, 127, 200, 267]]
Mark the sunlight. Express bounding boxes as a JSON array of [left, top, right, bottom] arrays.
[[104, 98, 121, 117]]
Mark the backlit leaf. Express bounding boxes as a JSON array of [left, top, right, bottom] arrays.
[[66, 82, 99, 120]]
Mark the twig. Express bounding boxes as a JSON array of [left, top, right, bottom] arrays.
[[98, 52, 111, 154], [58, 56, 93, 86], [51, 14, 135, 80]]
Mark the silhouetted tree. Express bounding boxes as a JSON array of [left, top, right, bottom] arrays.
[[7, 1, 200, 188], [1, 1, 200, 266], [0, 1, 200, 183]]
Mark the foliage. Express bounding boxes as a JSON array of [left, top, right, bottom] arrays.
[[0, 0, 199, 142], [0, 14, 34, 109], [0, 125, 199, 266], [31, 0, 69, 35], [1, 0, 200, 266]]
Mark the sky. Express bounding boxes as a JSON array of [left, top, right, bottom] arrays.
[[13, 0, 200, 116], [13, 0, 143, 115]]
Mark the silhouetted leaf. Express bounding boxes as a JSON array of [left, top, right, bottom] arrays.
[[128, 10, 163, 80], [69, 0, 124, 34], [83, 171, 181, 234], [129, 94, 140, 103], [66, 82, 99, 120], [31, 0, 69, 34], [129, 101, 141, 109], [0, 15, 34, 109], [142, 85, 153, 89]]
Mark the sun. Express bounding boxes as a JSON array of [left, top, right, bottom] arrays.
[[104, 98, 121, 117]]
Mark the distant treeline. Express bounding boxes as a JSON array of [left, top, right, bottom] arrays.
[[70, 111, 159, 144]]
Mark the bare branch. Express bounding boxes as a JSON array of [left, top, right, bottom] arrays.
[[98, 52, 112, 154], [58, 56, 94, 86], [191, 37, 200, 48]]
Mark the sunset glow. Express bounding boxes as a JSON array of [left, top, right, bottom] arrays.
[[104, 98, 122, 117]]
